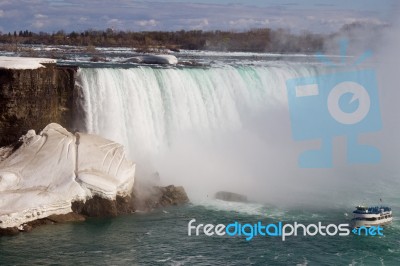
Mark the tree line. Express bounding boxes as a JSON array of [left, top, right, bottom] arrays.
[[0, 28, 325, 53]]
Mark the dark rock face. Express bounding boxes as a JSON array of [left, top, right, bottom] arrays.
[[70, 185, 189, 218], [71, 195, 135, 217], [132, 185, 190, 211], [215, 191, 248, 203], [0, 65, 76, 146], [0, 226, 19, 236]]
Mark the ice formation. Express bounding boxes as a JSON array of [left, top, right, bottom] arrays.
[[125, 54, 178, 64], [0, 123, 135, 228], [0, 56, 57, 69]]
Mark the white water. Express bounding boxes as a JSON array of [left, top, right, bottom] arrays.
[[76, 63, 400, 206], [77, 65, 317, 158]]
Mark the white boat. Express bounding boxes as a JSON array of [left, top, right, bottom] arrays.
[[351, 205, 393, 228]]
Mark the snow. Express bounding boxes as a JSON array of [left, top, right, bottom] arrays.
[[0, 123, 135, 228], [0, 56, 56, 69], [125, 54, 178, 65]]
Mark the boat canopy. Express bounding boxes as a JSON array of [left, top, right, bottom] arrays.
[[353, 206, 391, 214]]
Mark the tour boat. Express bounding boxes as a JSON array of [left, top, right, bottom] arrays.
[[351, 205, 392, 228]]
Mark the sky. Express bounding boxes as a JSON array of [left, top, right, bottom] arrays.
[[0, 0, 396, 33]]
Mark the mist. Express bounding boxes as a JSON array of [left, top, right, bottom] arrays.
[[76, 12, 400, 208], [151, 100, 398, 208], [150, 20, 400, 208]]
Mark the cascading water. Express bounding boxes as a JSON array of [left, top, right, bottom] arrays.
[[77, 65, 318, 159], [75, 63, 399, 205]]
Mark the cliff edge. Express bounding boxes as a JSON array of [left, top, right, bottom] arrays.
[[0, 56, 76, 147]]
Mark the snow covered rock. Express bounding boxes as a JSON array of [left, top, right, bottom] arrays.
[[124, 54, 178, 65], [0, 56, 56, 69], [0, 123, 135, 229]]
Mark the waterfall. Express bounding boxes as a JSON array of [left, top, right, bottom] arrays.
[[74, 63, 399, 204], [76, 65, 318, 159]]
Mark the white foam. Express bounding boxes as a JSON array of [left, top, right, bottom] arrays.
[[193, 198, 271, 217]]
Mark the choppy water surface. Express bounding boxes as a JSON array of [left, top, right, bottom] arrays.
[[1, 201, 399, 265]]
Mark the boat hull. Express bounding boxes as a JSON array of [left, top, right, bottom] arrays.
[[351, 217, 393, 228]]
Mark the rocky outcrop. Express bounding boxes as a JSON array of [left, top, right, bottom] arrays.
[[0, 226, 19, 236], [0, 123, 136, 229], [0, 185, 189, 236], [71, 195, 133, 217], [131, 185, 189, 211], [215, 191, 248, 203], [0, 123, 189, 236], [0, 63, 76, 147], [0, 57, 190, 236], [70, 184, 189, 218]]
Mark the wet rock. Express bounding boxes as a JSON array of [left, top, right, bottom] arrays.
[[82, 196, 118, 217], [71, 195, 135, 218], [159, 185, 190, 206], [21, 224, 33, 232], [24, 218, 54, 229], [0, 226, 19, 236], [46, 213, 86, 223], [116, 195, 135, 215], [131, 185, 189, 211], [70, 184, 189, 218], [215, 191, 248, 203]]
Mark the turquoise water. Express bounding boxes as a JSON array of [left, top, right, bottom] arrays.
[[1, 202, 399, 265]]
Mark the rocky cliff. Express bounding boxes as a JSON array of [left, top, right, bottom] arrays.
[[0, 123, 189, 236], [0, 58, 190, 237], [0, 64, 76, 146]]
